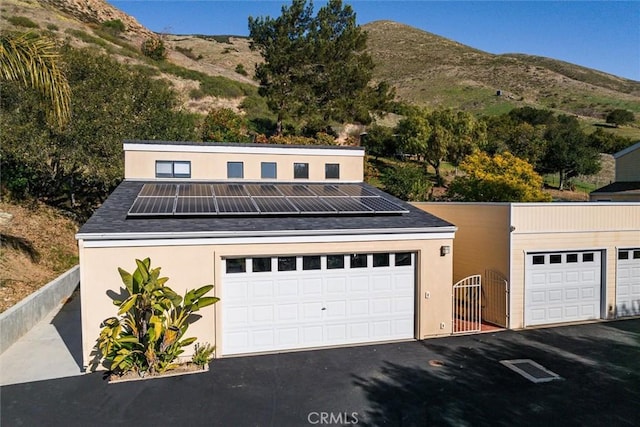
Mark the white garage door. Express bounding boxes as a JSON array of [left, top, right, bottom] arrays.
[[525, 251, 601, 326], [222, 252, 415, 355], [616, 248, 640, 318]]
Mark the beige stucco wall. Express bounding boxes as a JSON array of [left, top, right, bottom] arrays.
[[413, 203, 510, 282], [79, 236, 453, 370], [124, 150, 364, 182], [509, 203, 640, 329], [615, 147, 640, 182]]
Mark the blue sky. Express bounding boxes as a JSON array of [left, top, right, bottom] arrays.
[[109, 1, 640, 81]]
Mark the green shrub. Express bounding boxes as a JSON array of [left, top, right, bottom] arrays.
[[101, 19, 126, 35], [175, 45, 203, 61], [235, 63, 248, 76], [7, 16, 39, 28], [141, 37, 166, 60], [47, 23, 59, 31], [382, 164, 432, 202], [192, 342, 215, 369], [97, 258, 219, 376]]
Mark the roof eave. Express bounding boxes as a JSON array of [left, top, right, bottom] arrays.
[[76, 226, 458, 241]]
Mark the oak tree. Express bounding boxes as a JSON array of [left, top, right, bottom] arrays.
[[248, 0, 393, 134]]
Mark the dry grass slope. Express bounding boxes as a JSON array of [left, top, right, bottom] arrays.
[[0, 202, 79, 312]]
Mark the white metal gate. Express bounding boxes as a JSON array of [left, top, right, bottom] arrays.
[[453, 275, 481, 334], [483, 269, 509, 328]]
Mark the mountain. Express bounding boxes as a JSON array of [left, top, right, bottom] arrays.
[[2, 1, 639, 126], [364, 21, 640, 119]]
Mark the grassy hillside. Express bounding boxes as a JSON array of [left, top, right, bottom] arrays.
[[364, 21, 640, 122]]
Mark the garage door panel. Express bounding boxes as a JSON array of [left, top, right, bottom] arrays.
[[349, 276, 369, 292], [278, 304, 298, 321], [349, 323, 370, 338], [350, 299, 369, 316], [250, 280, 274, 298], [225, 282, 249, 300], [302, 279, 322, 296], [372, 276, 392, 291], [326, 324, 347, 341], [326, 278, 347, 294], [277, 280, 298, 297], [616, 249, 640, 318], [222, 252, 415, 355], [252, 305, 274, 322], [526, 251, 601, 326]]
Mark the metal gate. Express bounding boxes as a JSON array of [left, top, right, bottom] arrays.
[[452, 275, 481, 334], [483, 269, 509, 328]]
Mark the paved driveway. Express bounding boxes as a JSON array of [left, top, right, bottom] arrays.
[[2, 319, 639, 426]]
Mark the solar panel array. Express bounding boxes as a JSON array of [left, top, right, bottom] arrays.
[[128, 183, 409, 217]]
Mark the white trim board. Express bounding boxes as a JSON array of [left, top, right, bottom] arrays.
[[79, 231, 456, 248], [123, 143, 364, 157]]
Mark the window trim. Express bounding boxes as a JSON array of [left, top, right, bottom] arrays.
[[293, 162, 309, 179], [325, 163, 340, 179], [155, 160, 191, 179], [227, 161, 244, 179], [261, 162, 277, 179]]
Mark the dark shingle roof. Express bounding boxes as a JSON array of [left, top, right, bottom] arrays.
[[591, 181, 640, 194], [78, 181, 454, 238], [124, 140, 364, 151]]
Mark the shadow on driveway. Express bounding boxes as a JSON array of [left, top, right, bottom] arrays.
[[2, 319, 638, 426]]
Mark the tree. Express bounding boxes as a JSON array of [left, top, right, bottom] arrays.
[[0, 31, 70, 128], [395, 108, 485, 186], [381, 163, 432, 202], [1, 46, 197, 216], [605, 109, 635, 127], [447, 152, 551, 202], [201, 108, 249, 142], [248, 0, 393, 134], [361, 124, 397, 159], [540, 115, 601, 190]]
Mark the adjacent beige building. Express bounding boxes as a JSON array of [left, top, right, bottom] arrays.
[[416, 202, 640, 329], [591, 141, 640, 202]]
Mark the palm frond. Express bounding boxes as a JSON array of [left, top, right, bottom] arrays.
[[0, 32, 71, 128]]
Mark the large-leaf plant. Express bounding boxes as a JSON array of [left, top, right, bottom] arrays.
[[98, 258, 219, 376]]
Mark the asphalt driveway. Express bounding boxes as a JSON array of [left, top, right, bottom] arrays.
[[2, 319, 639, 426]]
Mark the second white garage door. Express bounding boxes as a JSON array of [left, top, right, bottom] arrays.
[[525, 251, 601, 326], [222, 252, 415, 355], [616, 248, 640, 318]]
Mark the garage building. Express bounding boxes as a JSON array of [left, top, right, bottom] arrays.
[[77, 141, 456, 369]]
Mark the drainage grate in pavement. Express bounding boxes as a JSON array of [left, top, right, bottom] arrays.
[[500, 359, 562, 383]]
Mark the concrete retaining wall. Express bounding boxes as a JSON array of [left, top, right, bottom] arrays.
[[0, 266, 79, 354]]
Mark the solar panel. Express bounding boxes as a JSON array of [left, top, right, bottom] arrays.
[[358, 197, 409, 213], [213, 184, 248, 197], [324, 197, 373, 213], [245, 184, 283, 197], [306, 184, 346, 197], [178, 184, 213, 197], [334, 185, 378, 197], [138, 183, 177, 197], [277, 185, 315, 197], [216, 197, 259, 214], [128, 183, 408, 217], [252, 197, 299, 214], [287, 197, 336, 213], [128, 196, 175, 215], [175, 197, 217, 214]]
